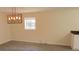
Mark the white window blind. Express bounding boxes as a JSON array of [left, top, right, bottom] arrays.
[[24, 17, 36, 30]]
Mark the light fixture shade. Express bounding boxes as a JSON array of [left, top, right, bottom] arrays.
[[7, 14, 22, 24]]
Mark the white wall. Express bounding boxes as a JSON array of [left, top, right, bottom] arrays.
[[0, 13, 11, 44], [10, 8, 79, 46]]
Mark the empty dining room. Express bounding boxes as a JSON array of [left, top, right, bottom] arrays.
[[0, 7, 79, 51]]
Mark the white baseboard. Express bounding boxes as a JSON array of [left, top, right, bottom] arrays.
[[0, 39, 11, 44], [13, 39, 70, 47]]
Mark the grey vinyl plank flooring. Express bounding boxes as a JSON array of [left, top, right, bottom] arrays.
[[0, 41, 72, 51]]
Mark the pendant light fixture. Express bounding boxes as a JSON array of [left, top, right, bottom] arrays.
[[7, 7, 22, 24]]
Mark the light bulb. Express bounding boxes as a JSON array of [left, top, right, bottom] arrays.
[[19, 17, 21, 19], [14, 17, 15, 20], [16, 16, 18, 19], [9, 17, 10, 20]]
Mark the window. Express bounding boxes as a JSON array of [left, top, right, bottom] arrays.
[[24, 17, 36, 30]]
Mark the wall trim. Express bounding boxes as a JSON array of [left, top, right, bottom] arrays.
[[13, 39, 71, 47], [0, 39, 11, 45]]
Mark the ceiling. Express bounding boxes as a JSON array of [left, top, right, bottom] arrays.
[[0, 7, 53, 14]]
